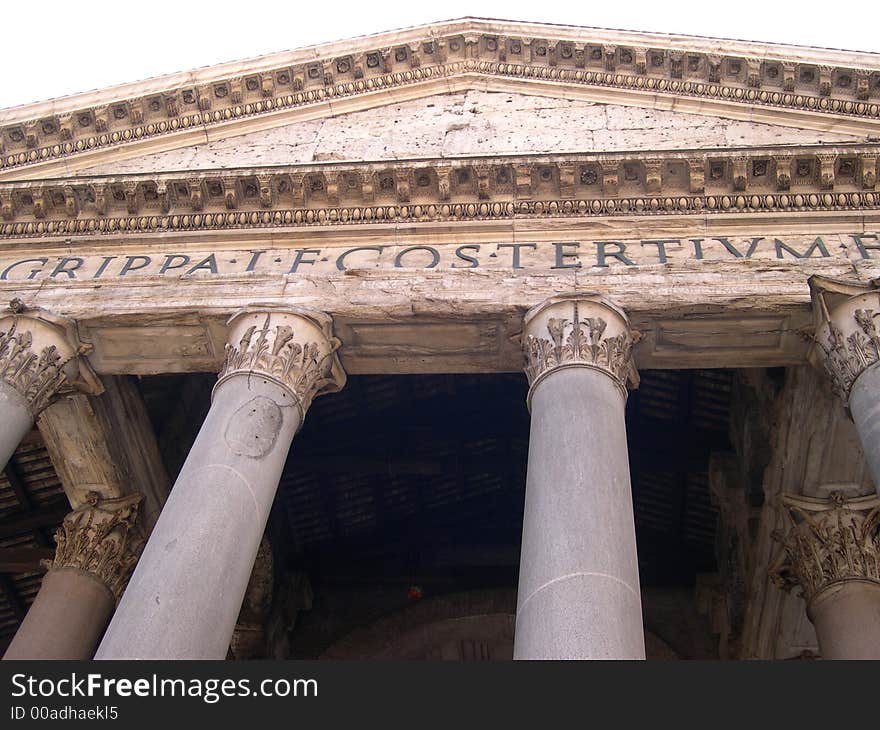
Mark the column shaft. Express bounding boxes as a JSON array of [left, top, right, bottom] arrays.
[[849, 366, 880, 489], [0, 379, 34, 472], [515, 368, 644, 659], [95, 307, 344, 659], [809, 276, 880, 494], [514, 295, 644, 660], [3, 570, 114, 660], [808, 581, 880, 659], [96, 376, 300, 659], [3, 492, 142, 661]]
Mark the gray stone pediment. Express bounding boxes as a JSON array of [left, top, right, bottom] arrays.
[[75, 91, 862, 175]]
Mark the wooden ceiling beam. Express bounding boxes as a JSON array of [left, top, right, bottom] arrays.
[[0, 547, 54, 573], [3, 463, 32, 512], [0, 575, 26, 621], [0, 502, 69, 539]]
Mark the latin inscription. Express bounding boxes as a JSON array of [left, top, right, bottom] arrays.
[[0, 234, 876, 282]]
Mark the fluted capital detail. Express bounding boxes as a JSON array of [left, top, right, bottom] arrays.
[[809, 275, 880, 403], [44, 491, 144, 602], [0, 299, 101, 414], [522, 295, 639, 407], [217, 306, 346, 418], [771, 491, 880, 605]]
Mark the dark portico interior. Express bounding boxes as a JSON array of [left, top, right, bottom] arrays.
[[0, 367, 739, 658]]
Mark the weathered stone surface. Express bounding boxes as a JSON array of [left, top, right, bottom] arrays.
[[1, 17, 878, 662], [96, 308, 343, 659], [738, 367, 873, 659], [74, 92, 861, 175], [96, 375, 303, 659], [37, 376, 170, 529], [515, 298, 643, 659]]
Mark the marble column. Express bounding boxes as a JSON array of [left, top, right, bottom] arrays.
[[0, 298, 99, 471], [514, 294, 645, 660], [3, 492, 143, 660], [810, 276, 880, 492], [96, 306, 345, 659], [771, 489, 880, 659]]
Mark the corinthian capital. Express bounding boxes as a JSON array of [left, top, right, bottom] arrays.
[[809, 275, 880, 402], [45, 491, 144, 601], [771, 490, 880, 604], [522, 294, 639, 407], [0, 299, 101, 414], [217, 306, 346, 418]]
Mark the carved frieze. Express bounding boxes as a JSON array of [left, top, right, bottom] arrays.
[[44, 491, 144, 601], [0, 299, 100, 414], [771, 491, 880, 604], [217, 307, 346, 417], [0, 21, 878, 176], [809, 276, 880, 401], [522, 295, 639, 405]]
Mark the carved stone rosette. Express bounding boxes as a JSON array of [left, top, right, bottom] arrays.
[[44, 491, 144, 602], [216, 306, 346, 418], [0, 299, 101, 414], [809, 276, 880, 403], [770, 491, 880, 605], [522, 295, 639, 407]]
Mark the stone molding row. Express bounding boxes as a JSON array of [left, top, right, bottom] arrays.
[[1, 191, 876, 241], [1, 25, 879, 173], [1, 148, 878, 221], [0, 151, 878, 239]]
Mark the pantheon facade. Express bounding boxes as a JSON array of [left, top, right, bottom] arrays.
[[0, 18, 878, 660]]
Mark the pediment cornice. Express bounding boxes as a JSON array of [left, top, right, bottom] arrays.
[[0, 145, 876, 240], [0, 19, 879, 181]]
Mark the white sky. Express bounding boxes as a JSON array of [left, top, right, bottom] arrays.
[[1, 0, 877, 109]]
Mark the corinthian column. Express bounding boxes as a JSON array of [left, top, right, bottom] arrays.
[[96, 307, 345, 659], [514, 294, 645, 660], [3, 492, 143, 660], [810, 276, 880, 492], [0, 298, 99, 471], [771, 489, 880, 659]]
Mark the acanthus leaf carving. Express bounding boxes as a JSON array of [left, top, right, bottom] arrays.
[[813, 291, 880, 400], [0, 315, 70, 415], [218, 310, 345, 416], [45, 491, 144, 602], [0, 302, 102, 410], [523, 298, 639, 401], [770, 491, 880, 604]]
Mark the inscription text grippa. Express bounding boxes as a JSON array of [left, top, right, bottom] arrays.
[[1, 234, 878, 282]]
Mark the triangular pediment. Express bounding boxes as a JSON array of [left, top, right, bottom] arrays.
[[0, 18, 878, 181], [72, 91, 864, 175]]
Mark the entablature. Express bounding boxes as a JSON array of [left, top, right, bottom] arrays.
[[0, 147, 877, 239]]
